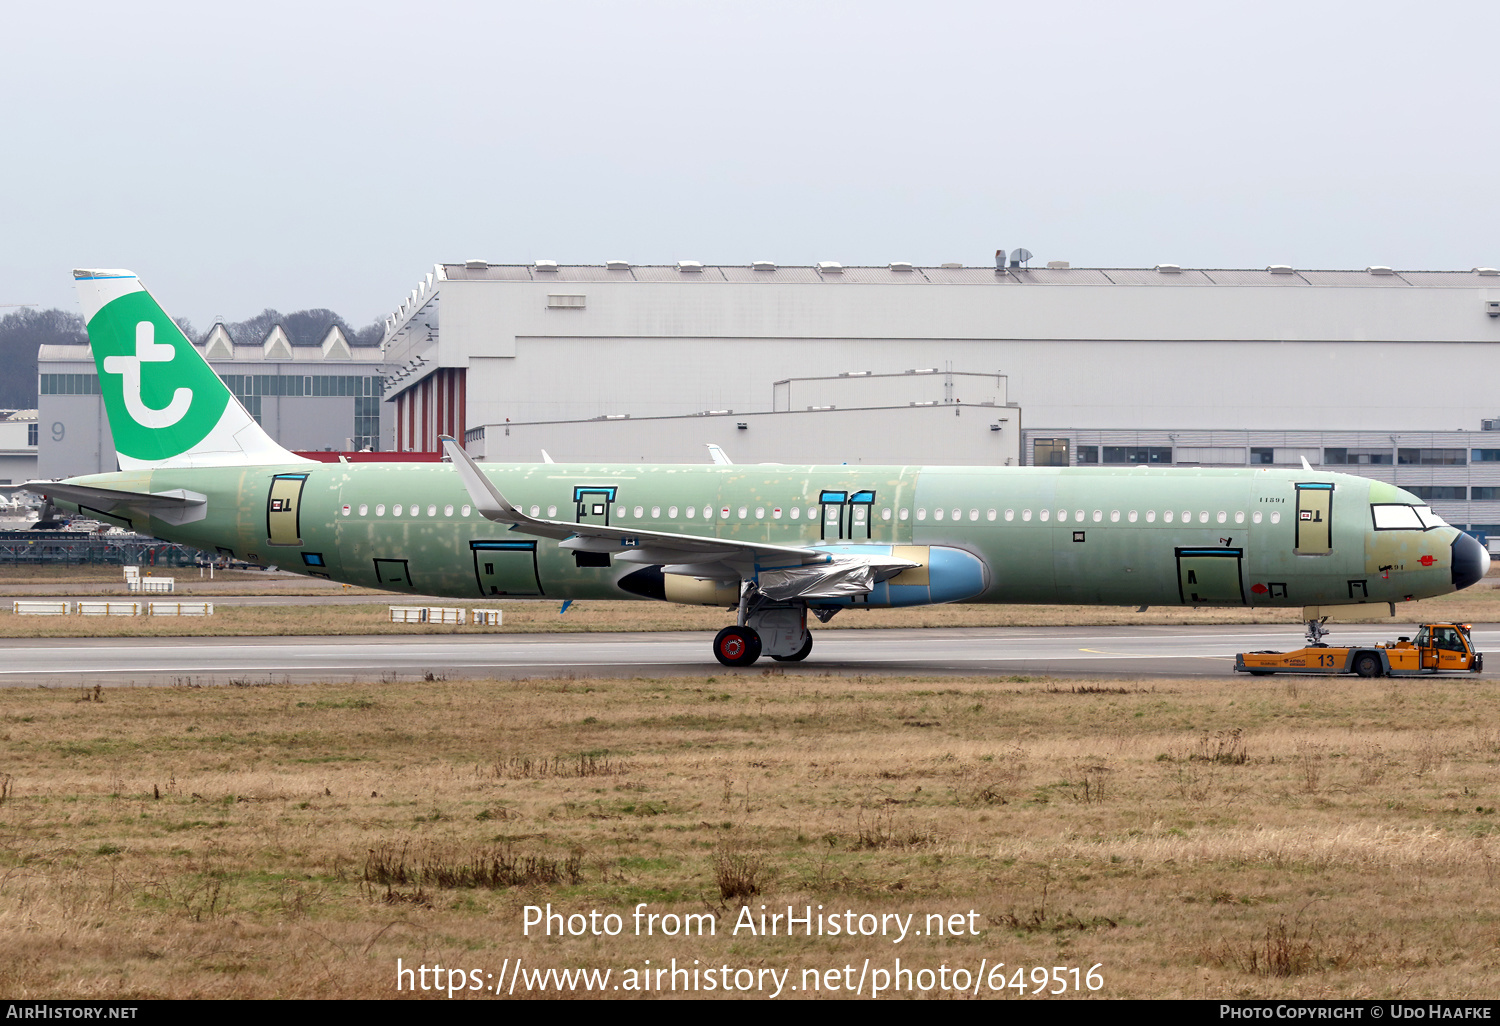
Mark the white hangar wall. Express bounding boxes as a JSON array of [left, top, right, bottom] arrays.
[[382, 264, 1500, 449]]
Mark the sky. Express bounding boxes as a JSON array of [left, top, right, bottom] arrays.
[[3, 0, 1497, 330]]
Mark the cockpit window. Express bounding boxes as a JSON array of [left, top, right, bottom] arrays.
[[1414, 506, 1448, 529], [1372, 504, 1425, 530]]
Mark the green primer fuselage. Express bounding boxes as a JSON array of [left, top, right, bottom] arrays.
[[59, 461, 1460, 610]]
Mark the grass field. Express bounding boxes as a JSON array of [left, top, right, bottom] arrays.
[[3, 671, 1500, 999]]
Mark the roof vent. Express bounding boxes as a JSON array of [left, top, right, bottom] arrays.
[[889, 261, 914, 272], [677, 260, 703, 273], [1154, 264, 1182, 274], [817, 261, 843, 273], [1267, 265, 1296, 274], [605, 259, 631, 271], [533, 259, 558, 272], [464, 259, 488, 270], [940, 262, 963, 269], [752, 260, 776, 272], [1476, 267, 1500, 276], [1046, 260, 1069, 269], [1366, 266, 1395, 275]]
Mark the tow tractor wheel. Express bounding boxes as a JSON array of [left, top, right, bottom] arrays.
[[713, 625, 762, 667], [771, 633, 814, 662], [1353, 652, 1383, 678]]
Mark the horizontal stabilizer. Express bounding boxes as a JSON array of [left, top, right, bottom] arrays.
[[27, 480, 207, 526]]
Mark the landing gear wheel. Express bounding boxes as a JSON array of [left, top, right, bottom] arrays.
[[771, 633, 814, 662], [713, 625, 762, 667], [1353, 652, 1382, 678]]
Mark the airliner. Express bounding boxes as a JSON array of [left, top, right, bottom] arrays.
[[28, 269, 1490, 667]]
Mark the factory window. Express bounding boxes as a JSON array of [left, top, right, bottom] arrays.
[[1473, 450, 1500, 462], [1033, 438, 1069, 466], [1250, 448, 1273, 465], [1399, 448, 1466, 466], [1406, 486, 1466, 501], [27, 423, 37, 445], [1467, 523, 1500, 537], [1102, 446, 1171, 464], [1076, 445, 1099, 464], [1472, 488, 1500, 501], [1324, 447, 1393, 465], [39, 373, 101, 395]]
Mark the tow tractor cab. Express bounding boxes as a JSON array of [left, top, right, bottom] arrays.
[[1236, 622, 1483, 677]]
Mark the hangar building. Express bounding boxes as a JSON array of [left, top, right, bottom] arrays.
[[378, 260, 1500, 539]]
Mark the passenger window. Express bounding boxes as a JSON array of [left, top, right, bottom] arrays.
[[1198, 511, 1208, 523], [953, 508, 961, 521], [1004, 509, 1014, 521], [376, 504, 386, 516], [634, 506, 644, 518], [358, 504, 368, 516], [1056, 510, 1067, 522], [393, 504, 403, 516], [652, 506, 661, 518], [1271, 511, 1281, 524], [934, 508, 945, 520], [547, 505, 557, 517], [1253, 510, 1262, 523], [969, 509, 979, 521], [616, 505, 625, 518], [755, 507, 765, 518], [917, 509, 927, 520], [1235, 511, 1245, 524], [1021, 509, 1032, 521], [686, 506, 695, 518], [739, 507, 748, 518], [530, 505, 540, 516], [1093, 510, 1103, 522], [1127, 510, 1137, 522], [1110, 510, 1120, 522], [669, 506, 678, 517], [427, 505, 437, 517], [790, 508, 800, 519], [808, 508, 818, 520], [1164, 510, 1173, 523], [1039, 509, 1050, 522], [1216, 511, 1226, 523], [1146, 510, 1155, 522], [882, 508, 892, 521], [899, 508, 909, 520], [1075, 510, 1084, 522], [444, 505, 454, 517], [461, 505, 471, 517]]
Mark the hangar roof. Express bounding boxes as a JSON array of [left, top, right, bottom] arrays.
[[438, 262, 1500, 287]]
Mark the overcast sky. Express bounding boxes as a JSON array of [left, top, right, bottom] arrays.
[[3, 0, 1496, 329]]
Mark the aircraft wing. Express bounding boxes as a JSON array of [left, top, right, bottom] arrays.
[[440, 436, 854, 572], [26, 480, 208, 526]]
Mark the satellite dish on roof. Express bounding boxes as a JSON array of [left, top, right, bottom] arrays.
[[1010, 248, 1033, 269]]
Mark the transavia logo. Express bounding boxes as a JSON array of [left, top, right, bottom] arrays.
[[103, 321, 193, 428], [89, 291, 230, 461]]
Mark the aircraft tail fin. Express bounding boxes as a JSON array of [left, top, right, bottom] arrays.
[[73, 269, 309, 469]]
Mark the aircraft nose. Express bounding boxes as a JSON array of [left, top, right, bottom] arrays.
[[1452, 531, 1491, 591]]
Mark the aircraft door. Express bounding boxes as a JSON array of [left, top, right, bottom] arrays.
[[1176, 547, 1245, 605], [267, 474, 308, 546], [471, 540, 543, 596], [1295, 483, 1333, 555], [574, 487, 616, 527]]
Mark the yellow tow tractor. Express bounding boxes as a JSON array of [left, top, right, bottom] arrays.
[[1236, 622, 1484, 678]]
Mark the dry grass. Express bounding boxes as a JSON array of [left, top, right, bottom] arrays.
[[4, 672, 1500, 999], [0, 586, 1498, 640]]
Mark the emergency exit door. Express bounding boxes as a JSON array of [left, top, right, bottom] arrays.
[[266, 474, 308, 546], [1295, 482, 1333, 555]]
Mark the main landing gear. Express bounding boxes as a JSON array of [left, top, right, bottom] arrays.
[[710, 583, 824, 667]]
